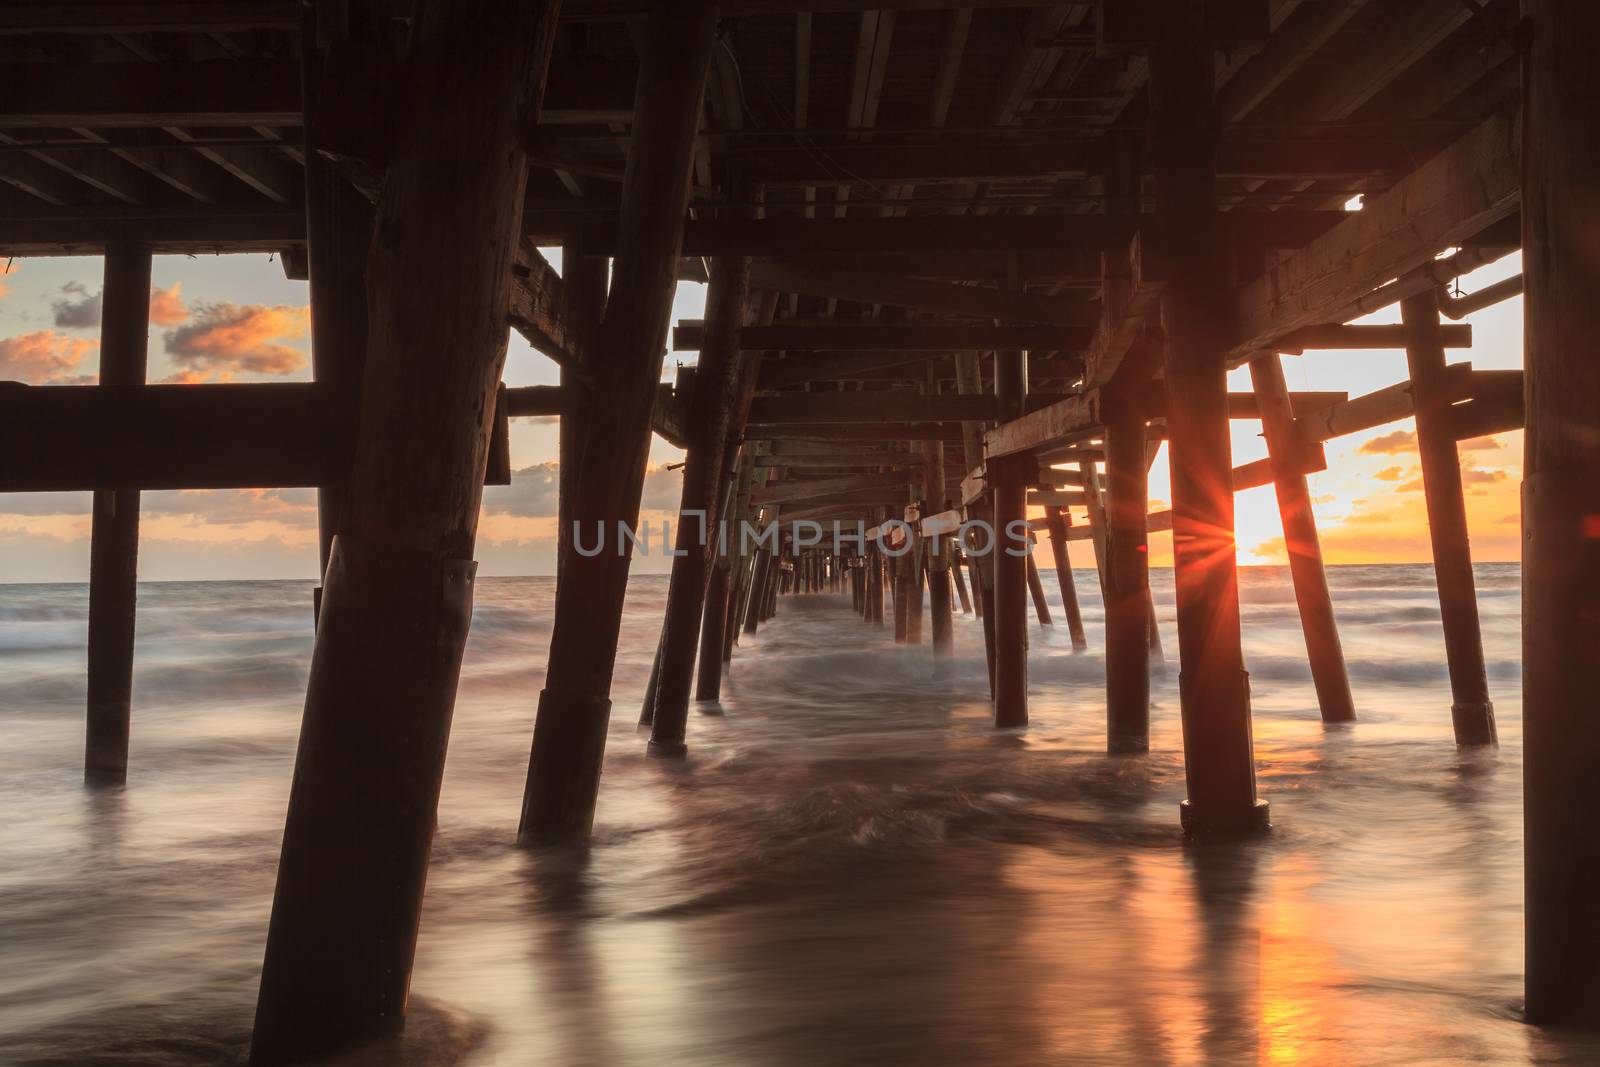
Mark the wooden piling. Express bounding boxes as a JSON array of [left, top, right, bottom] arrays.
[[745, 548, 772, 634], [1523, 0, 1600, 1023], [1150, 22, 1267, 837], [1401, 291, 1496, 746], [84, 241, 151, 788], [649, 256, 752, 756], [992, 459, 1030, 728], [252, 3, 561, 1062], [951, 544, 974, 615], [992, 349, 1029, 728], [923, 436, 954, 656], [1025, 554, 1052, 625], [1043, 507, 1087, 649], [519, 0, 716, 846], [1101, 385, 1151, 754], [1249, 352, 1356, 724]]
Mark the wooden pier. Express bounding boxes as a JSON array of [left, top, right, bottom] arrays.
[[1, 0, 1595, 1058]]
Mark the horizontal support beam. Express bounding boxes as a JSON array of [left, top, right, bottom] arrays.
[[0, 206, 304, 256], [756, 423, 964, 442], [985, 391, 1101, 460], [747, 259, 1098, 327], [758, 352, 938, 389], [509, 243, 596, 368], [0, 383, 512, 491], [0, 60, 301, 127], [723, 137, 1403, 187], [748, 392, 999, 424], [0, 3, 301, 33], [1231, 111, 1521, 355], [752, 468, 916, 504], [677, 322, 1090, 352], [548, 211, 1346, 258], [1277, 323, 1472, 352]]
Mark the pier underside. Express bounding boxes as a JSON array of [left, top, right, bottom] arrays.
[[2, 0, 1599, 1059]]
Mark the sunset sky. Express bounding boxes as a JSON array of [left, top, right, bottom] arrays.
[[0, 245, 1525, 583]]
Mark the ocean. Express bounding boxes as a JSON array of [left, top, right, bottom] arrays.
[[2, 563, 1592, 1065]]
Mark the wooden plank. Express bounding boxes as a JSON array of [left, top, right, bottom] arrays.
[[984, 391, 1100, 460], [0, 3, 301, 33], [1278, 323, 1472, 351], [1293, 364, 1473, 444], [747, 392, 1000, 424], [678, 321, 1092, 352], [559, 211, 1347, 257], [757, 422, 963, 441], [747, 259, 1099, 326], [509, 242, 597, 367], [752, 468, 915, 504], [759, 352, 937, 388], [0, 60, 301, 127], [0, 206, 303, 256], [1231, 112, 1521, 356], [1028, 488, 1087, 508]]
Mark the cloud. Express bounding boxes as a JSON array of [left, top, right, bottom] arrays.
[[52, 282, 102, 329], [0, 330, 98, 384], [1461, 466, 1506, 487], [164, 301, 309, 376], [1459, 435, 1504, 453], [1374, 466, 1412, 482], [148, 283, 188, 326], [1359, 429, 1417, 455], [483, 462, 684, 519]]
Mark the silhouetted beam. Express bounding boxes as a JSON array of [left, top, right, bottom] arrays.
[[759, 352, 937, 388], [565, 0, 1073, 15], [747, 392, 1000, 424], [0, 206, 303, 256], [1231, 112, 1520, 356], [0, 3, 301, 33], [0, 61, 301, 127], [728, 138, 1403, 186], [509, 243, 596, 367], [753, 468, 923, 505], [758, 422, 963, 441], [771, 250, 1103, 283], [1278, 323, 1472, 351], [0, 383, 516, 491], [985, 391, 1101, 460], [677, 322, 1091, 352], [748, 259, 1099, 326], [555, 211, 1346, 257], [505, 386, 565, 417]]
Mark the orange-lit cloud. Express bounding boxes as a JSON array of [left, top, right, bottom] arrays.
[[0, 330, 98, 384], [1359, 429, 1416, 455], [148, 283, 188, 326], [1373, 466, 1411, 482], [164, 301, 309, 376]]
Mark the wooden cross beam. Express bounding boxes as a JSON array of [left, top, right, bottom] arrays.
[[0, 205, 304, 256], [1230, 111, 1521, 357], [676, 322, 1092, 352], [747, 392, 1001, 424], [0, 60, 302, 127], [752, 468, 919, 505], [0, 382, 513, 492], [747, 259, 1099, 326], [546, 211, 1348, 258]]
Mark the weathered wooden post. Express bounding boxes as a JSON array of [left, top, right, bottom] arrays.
[[84, 241, 151, 788], [252, 3, 561, 1063], [519, 0, 717, 846], [1043, 506, 1087, 648], [1400, 291, 1497, 746], [745, 547, 773, 634], [1150, 17, 1267, 836], [301, 19, 373, 603], [1523, 0, 1600, 1024], [697, 454, 755, 701], [950, 543, 974, 614], [923, 437, 955, 656], [1101, 384, 1152, 753], [1025, 554, 1052, 625], [558, 242, 607, 592], [1249, 352, 1356, 724], [648, 256, 752, 756], [992, 350, 1029, 728]]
